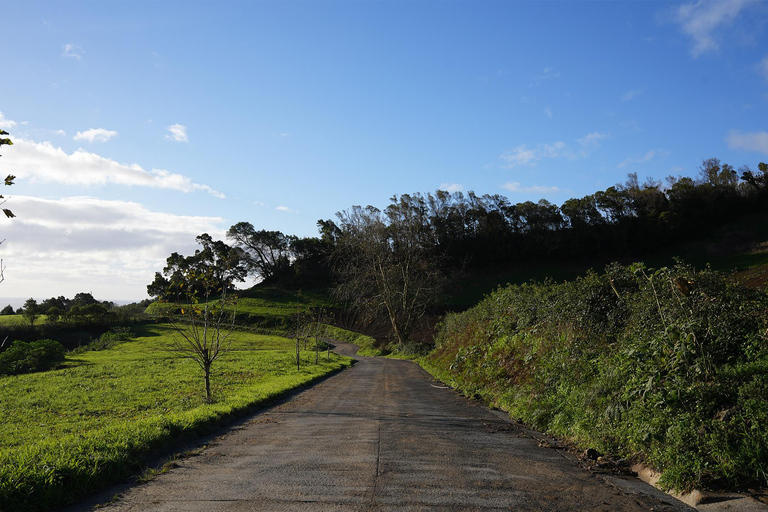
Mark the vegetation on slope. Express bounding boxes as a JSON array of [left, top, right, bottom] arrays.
[[0, 324, 351, 511], [426, 262, 768, 492]]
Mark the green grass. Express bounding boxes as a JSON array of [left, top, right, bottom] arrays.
[[146, 284, 336, 331], [0, 314, 48, 326], [0, 324, 351, 510], [318, 324, 385, 356]]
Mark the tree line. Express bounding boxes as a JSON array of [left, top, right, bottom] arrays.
[[149, 158, 768, 347], [2, 293, 151, 327]]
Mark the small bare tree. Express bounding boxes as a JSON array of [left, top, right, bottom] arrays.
[[155, 235, 246, 403], [169, 267, 237, 403]]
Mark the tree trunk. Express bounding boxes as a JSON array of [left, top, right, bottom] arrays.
[[204, 364, 212, 402]]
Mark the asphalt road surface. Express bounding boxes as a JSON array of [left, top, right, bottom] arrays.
[[94, 343, 692, 511]]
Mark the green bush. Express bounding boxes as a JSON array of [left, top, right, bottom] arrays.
[[428, 262, 768, 491], [0, 339, 65, 376], [70, 327, 135, 354]]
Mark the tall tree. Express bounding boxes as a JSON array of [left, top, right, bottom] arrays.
[[226, 222, 295, 281], [147, 234, 247, 301], [333, 197, 444, 346], [22, 298, 40, 326]]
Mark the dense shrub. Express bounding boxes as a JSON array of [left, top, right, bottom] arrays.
[[429, 262, 768, 491], [0, 339, 65, 376], [70, 327, 135, 354]]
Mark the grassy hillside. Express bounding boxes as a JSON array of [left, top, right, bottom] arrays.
[[424, 262, 768, 492], [146, 284, 335, 331], [0, 323, 351, 511]]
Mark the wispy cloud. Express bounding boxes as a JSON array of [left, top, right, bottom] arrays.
[[438, 183, 463, 193], [276, 205, 299, 214], [5, 138, 224, 198], [62, 43, 84, 60], [671, 0, 757, 57], [536, 67, 561, 82], [621, 89, 643, 102], [577, 132, 610, 147], [543, 107, 553, 118], [55, 129, 67, 136], [618, 149, 669, 169], [727, 130, 768, 154], [502, 182, 561, 194], [500, 141, 566, 168], [166, 123, 188, 142], [0, 195, 225, 299], [0, 111, 18, 130], [620, 119, 642, 132], [73, 128, 118, 143]]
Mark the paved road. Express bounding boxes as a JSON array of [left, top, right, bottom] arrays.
[[96, 343, 692, 511]]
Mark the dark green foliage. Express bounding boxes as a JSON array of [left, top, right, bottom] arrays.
[[0, 339, 65, 375], [147, 233, 247, 301], [70, 327, 135, 354], [429, 262, 768, 491], [0, 305, 13, 315]]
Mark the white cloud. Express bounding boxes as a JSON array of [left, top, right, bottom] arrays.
[[55, 129, 67, 137], [502, 182, 561, 194], [276, 205, 299, 214], [62, 43, 84, 60], [438, 183, 463, 193], [0, 195, 226, 300], [621, 89, 643, 101], [577, 132, 610, 146], [500, 141, 566, 167], [672, 0, 757, 57], [166, 124, 188, 142], [543, 107, 553, 118], [727, 130, 768, 154], [0, 111, 17, 130], [73, 128, 118, 143], [5, 138, 225, 198], [618, 149, 669, 169]]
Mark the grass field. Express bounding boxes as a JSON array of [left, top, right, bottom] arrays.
[[0, 314, 45, 326], [145, 284, 336, 331], [0, 323, 352, 511]]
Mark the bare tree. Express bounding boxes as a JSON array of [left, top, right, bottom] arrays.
[[153, 235, 244, 402], [332, 195, 444, 347], [169, 267, 238, 403]]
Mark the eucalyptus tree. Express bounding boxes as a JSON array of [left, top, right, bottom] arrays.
[[333, 194, 444, 347], [226, 222, 295, 281]]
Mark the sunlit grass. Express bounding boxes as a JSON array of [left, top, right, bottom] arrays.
[[0, 323, 351, 510], [0, 314, 47, 326]]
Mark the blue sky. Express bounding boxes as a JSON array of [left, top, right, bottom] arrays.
[[2, 0, 768, 302]]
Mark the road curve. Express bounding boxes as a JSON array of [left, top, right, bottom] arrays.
[[94, 343, 691, 511]]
